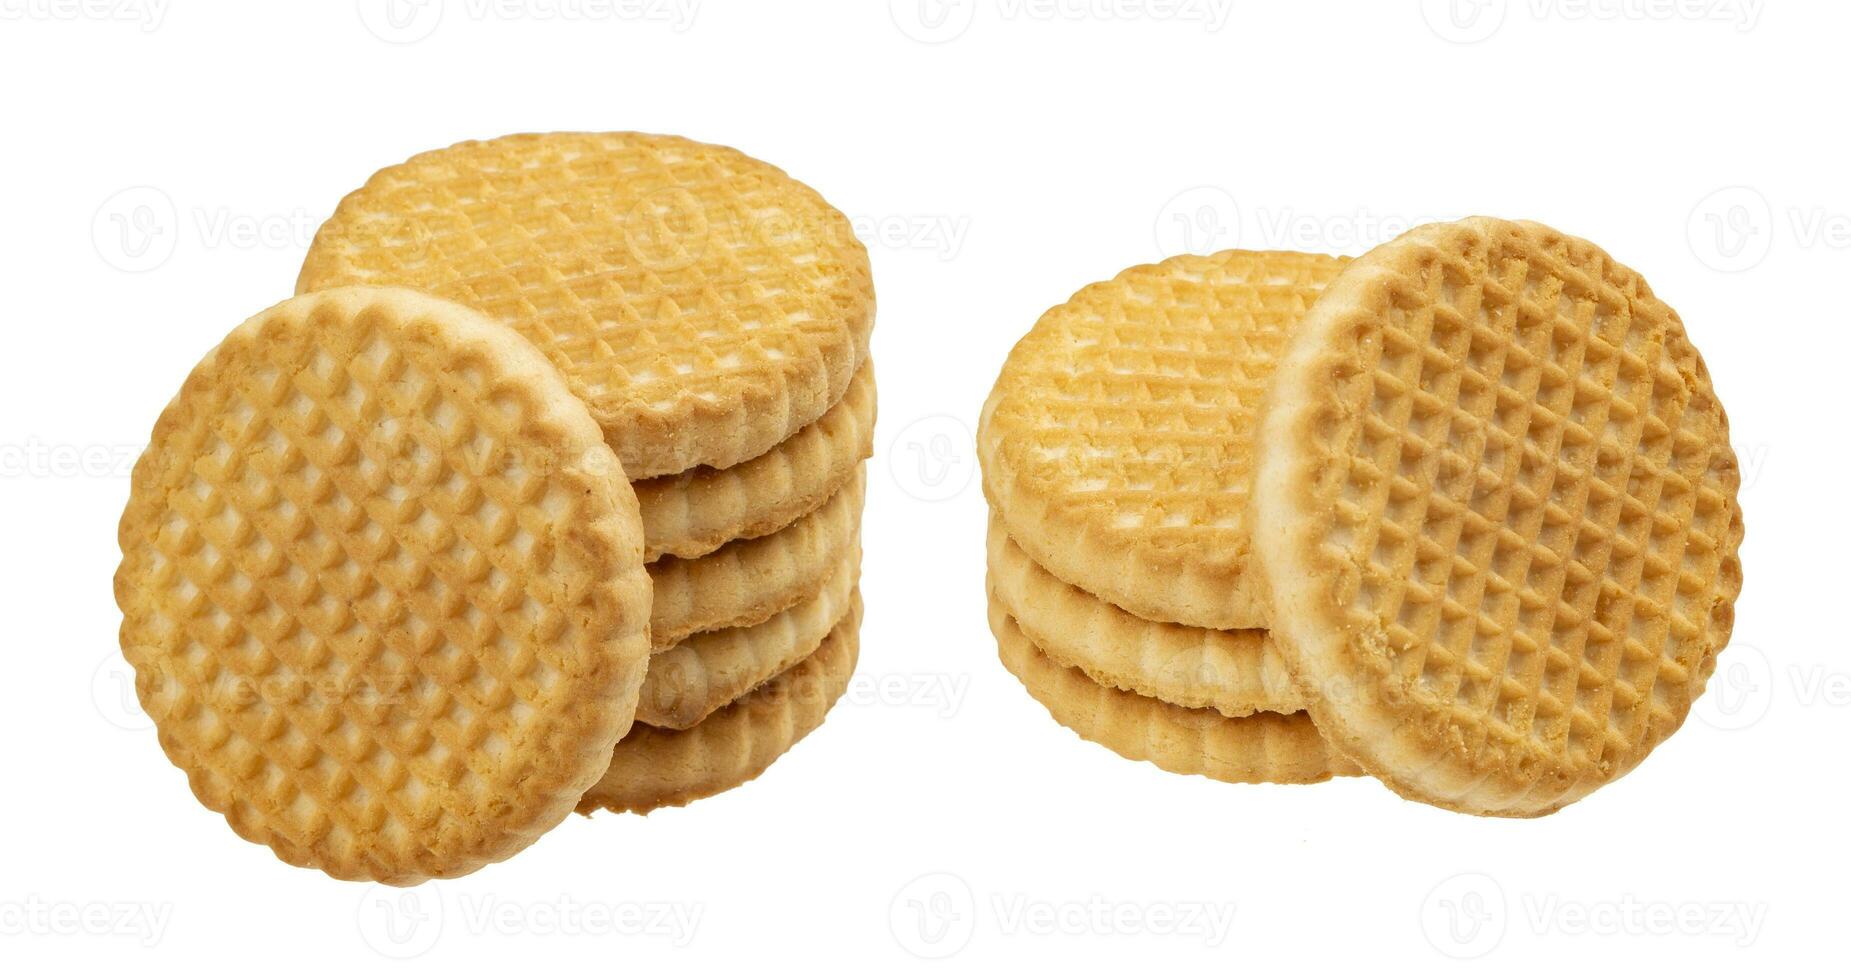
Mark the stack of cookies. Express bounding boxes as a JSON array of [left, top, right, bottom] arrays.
[[114, 133, 874, 884], [981, 222, 1745, 816], [980, 250, 1361, 785], [299, 133, 877, 816]]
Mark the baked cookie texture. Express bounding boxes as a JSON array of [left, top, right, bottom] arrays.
[[980, 250, 1348, 630], [1252, 217, 1744, 816], [115, 287, 653, 883], [300, 131, 876, 479]]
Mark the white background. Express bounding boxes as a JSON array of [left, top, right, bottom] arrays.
[[0, 0, 1837, 974]]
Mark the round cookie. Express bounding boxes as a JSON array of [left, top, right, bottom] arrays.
[[979, 250, 1348, 630], [299, 131, 875, 479], [1252, 218, 1745, 816], [115, 287, 653, 883]]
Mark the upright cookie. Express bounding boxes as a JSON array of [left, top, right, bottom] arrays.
[[1253, 218, 1744, 816], [299, 131, 875, 478], [115, 287, 653, 882], [980, 250, 1348, 630]]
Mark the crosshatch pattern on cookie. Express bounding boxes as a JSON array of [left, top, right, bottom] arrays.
[[300, 132, 875, 477], [1302, 222, 1743, 805], [116, 291, 649, 883], [981, 250, 1349, 629]]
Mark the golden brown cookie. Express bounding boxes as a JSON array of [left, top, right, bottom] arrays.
[[636, 361, 874, 561], [581, 598, 861, 815], [115, 287, 653, 883], [980, 250, 1348, 629], [990, 599, 1356, 785], [299, 131, 875, 478], [1253, 217, 1745, 816]]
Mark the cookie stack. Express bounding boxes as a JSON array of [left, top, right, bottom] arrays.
[[979, 251, 1360, 785], [981, 222, 1745, 816], [115, 133, 873, 883], [297, 132, 877, 816]]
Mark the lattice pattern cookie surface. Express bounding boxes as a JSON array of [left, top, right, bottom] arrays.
[[980, 250, 1348, 629], [640, 542, 859, 730], [114, 287, 654, 883], [299, 131, 875, 478], [637, 361, 875, 561], [581, 599, 861, 815], [989, 602, 1357, 784], [649, 465, 863, 651], [1253, 217, 1745, 816], [987, 516, 1300, 717]]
